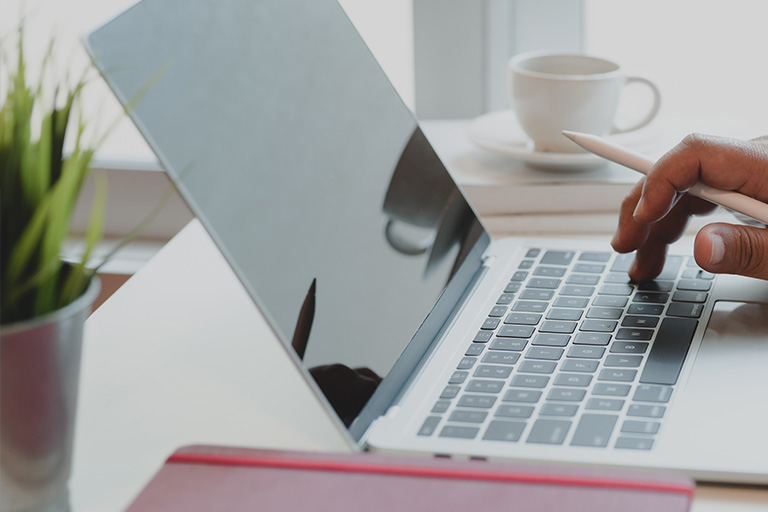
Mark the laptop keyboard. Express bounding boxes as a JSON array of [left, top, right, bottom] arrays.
[[418, 249, 712, 450]]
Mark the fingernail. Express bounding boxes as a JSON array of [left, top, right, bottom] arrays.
[[632, 197, 645, 220], [707, 231, 725, 265]]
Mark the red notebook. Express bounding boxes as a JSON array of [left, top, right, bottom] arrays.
[[126, 445, 694, 512]]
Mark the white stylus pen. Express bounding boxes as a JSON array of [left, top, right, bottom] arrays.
[[562, 130, 768, 226]]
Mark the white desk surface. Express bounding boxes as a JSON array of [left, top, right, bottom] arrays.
[[71, 219, 768, 511]]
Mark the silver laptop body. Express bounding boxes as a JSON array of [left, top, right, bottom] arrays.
[[85, 0, 768, 484]]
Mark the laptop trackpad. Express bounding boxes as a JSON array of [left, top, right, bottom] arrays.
[[663, 301, 768, 469]]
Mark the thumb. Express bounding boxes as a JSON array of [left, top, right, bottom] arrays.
[[694, 223, 768, 279]]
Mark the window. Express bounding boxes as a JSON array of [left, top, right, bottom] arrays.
[[584, 0, 768, 137]]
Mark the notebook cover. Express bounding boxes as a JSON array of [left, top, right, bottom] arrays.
[[124, 445, 693, 511]]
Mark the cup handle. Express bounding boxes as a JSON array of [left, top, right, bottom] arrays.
[[610, 76, 662, 134]]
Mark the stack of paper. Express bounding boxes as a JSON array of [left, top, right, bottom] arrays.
[[421, 120, 647, 236]]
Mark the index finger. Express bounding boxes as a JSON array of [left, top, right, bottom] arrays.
[[633, 133, 768, 224]]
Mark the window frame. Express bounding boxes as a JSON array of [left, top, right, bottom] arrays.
[[413, 0, 584, 119]]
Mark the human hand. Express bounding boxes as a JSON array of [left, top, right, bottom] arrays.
[[611, 133, 768, 281]]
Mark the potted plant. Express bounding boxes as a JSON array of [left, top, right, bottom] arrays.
[[1, 33, 109, 512]]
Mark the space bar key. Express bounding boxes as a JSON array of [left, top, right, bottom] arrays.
[[639, 317, 698, 386]]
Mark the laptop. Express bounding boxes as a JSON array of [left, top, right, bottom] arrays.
[[85, 0, 768, 484]]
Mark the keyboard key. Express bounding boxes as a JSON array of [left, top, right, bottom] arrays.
[[481, 352, 520, 365], [586, 398, 625, 411], [627, 404, 666, 418], [579, 252, 612, 262], [579, 320, 617, 332], [497, 325, 536, 338], [604, 355, 643, 368], [637, 281, 674, 292], [488, 305, 508, 317], [532, 333, 570, 347], [449, 371, 469, 384], [567, 346, 605, 359], [525, 249, 541, 258], [504, 282, 522, 294], [527, 278, 562, 289], [518, 260, 535, 270], [599, 284, 633, 296], [666, 302, 704, 318], [604, 273, 631, 283], [481, 318, 501, 330], [546, 308, 583, 321], [457, 357, 477, 370], [440, 425, 479, 439], [592, 296, 628, 308], [561, 359, 599, 372], [511, 301, 549, 313], [627, 304, 664, 316], [510, 374, 550, 388], [621, 315, 659, 328], [633, 384, 673, 403], [610, 254, 634, 273], [547, 388, 586, 401], [671, 290, 708, 303], [503, 389, 543, 403], [553, 373, 593, 387], [527, 419, 571, 445], [598, 369, 637, 382], [615, 328, 654, 341], [473, 331, 493, 343], [518, 360, 557, 374], [571, 414, 617, 447], [586, 307, 623, 320], [525, 347, 564, 361], [615, 437, 654, 450], [489, 338, 527, 351], [633, 292, 669, 303], [483, 420, 526, 442], [457, 395, 496, 408], [640, 317, 698, 385], [497, 293, 515, 305], [540, 403, 579, 417], [554, 297, 589, 308], [432, 401, 450, 413], [441, 385, 461, 398], [592, 383, 631, 397], [520, 289, 555, 300], [418, 416, 441, 436], [573, 263, 606, 274], [496, 404, 535, 418], [504, 312, 541, 325], [539, 321, 577, 334], [448, 410, 488, 424], [573, 333, 611, 346], [658, 255, 684, 280], [567, 274, 601, 286], [677, 279, 711, 291], [465, 343, 484, 356], [466, 379, 505, 394], [622, 420, 660, 434], [534, 266, 567, 277], [473, 365, 513, 379], [540, 250, 574, 266], [510, 271, 529, 281], [610, 341, 649, 354], [560, 285, 595, 297]]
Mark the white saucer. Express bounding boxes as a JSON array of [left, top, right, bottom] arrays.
[[468, 110, 609, 171]]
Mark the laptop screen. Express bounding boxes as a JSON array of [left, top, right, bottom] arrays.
[[86, 0, 488, 435]]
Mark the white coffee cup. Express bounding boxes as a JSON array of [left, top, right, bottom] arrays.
[[508, 51, 661, 153]]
